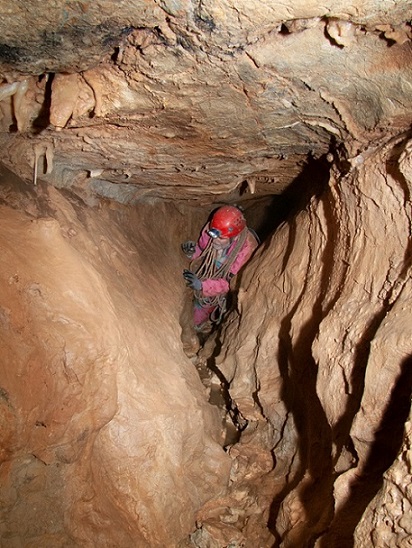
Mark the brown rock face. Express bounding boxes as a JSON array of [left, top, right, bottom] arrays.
[[0, 1, 411, 203], [0, 0, 412, 546], [214, 135, 412, 545], [0, 172, 230, 545]]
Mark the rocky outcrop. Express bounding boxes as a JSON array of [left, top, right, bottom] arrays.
[[211, 133, 412, 545], [0, 170, 230, 546]]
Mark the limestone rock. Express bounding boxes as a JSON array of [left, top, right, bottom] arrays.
[[0, 172, 230, 545], [0, 0, 412, 546], [0, 1, 410, 203]]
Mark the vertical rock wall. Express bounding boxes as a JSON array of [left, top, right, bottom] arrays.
[[1, 126, 412, 547], [213, 135, 412, 546], [0, 171, 231, 546]]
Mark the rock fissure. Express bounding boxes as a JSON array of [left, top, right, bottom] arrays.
[[0, 1, 412, 546]]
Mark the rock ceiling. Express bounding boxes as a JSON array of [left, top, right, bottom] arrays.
[[1, 2, 412, 545], [0, 0, 411, 204]]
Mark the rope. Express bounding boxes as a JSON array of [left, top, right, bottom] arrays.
[[190, 228, 248, 312]]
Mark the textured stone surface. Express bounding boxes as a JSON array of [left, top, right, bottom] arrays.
[[354, 412, 412, 547], [213, 135, 412, 545], [0, 1, 412, 546], [0, 1, 411, 203], [0, 169, 230, 545]]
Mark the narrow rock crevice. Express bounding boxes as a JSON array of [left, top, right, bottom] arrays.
[[1, 2, 412, 546]]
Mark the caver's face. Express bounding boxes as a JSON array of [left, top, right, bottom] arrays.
[[212, 236, 230, 250]]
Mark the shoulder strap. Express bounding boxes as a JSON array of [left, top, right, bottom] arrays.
[[248, 227, 260, 245]]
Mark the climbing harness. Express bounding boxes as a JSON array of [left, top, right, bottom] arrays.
[[190, 228, 248, 324]]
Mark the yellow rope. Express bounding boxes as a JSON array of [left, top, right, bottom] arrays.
[[190, 228, 248, 310]]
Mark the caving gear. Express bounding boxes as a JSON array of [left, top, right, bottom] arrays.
[[207, 227, 222, 240], [183, 269, 202, 291], [208, 205, 246, 239], [184, 206, 259, 332], [190, 226, 254, 328], [181, 240, 196, 258]]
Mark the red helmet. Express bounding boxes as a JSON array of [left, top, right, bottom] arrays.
[[208, 205, 246, 239]]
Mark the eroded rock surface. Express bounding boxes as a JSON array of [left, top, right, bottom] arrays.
[[0, 1, 411, 204], [0, 169, 230, 546], [3, 134, 410, 546], [354, 412, 412, 547], [212, 134, 412, 545], [0, 0, 411, 546]]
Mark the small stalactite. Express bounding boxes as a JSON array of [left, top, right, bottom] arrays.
[[33, 143, 54, 185]]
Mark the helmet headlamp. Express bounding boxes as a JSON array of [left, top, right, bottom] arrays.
[[207, 228, 221, 239]]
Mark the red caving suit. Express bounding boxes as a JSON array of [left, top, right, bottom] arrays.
[[191, 223, 259, 327]]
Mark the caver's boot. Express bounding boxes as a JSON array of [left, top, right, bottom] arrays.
[[181, 326, 200, 357], [195, 319, 213, 335]]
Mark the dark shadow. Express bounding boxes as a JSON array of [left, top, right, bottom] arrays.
[[263, 133, 412, 546], [319, 355, 412, 548], [314, 133, 412, 546], [332, 308, 388, 465], [230, 154, 331, 299], [249, 153, 330, 245], [322, 17, 345, 50], [267, 215, 335, 545], [266, 137, 412, 544], [32, 73, 54, 134], [205, 325, 248, 445], [385, 130, 412, 203], [263, 155, 349, 545]]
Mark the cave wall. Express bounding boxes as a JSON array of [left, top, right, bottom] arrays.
[[2, 134, 412, 546], [214, 134, 412, 545], [0, 172, 230, 546], [1, 130, 412, 548], [0, 1, 411, 546], [1, 136, 412, 546]]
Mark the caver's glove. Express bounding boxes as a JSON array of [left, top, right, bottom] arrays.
[[181, 241, 196, 258], [183, 269, 202, 291]]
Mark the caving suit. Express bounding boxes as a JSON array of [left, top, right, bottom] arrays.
[[190, 223, 259, 328]]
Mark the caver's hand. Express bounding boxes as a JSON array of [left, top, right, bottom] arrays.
[[181, 241, 196, 258], [183, 269, 202, 291]]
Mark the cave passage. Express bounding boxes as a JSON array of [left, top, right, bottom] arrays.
[[179, 154, 333, 456], [1, 130, 412, 546], [0, 30, 411, 543]]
